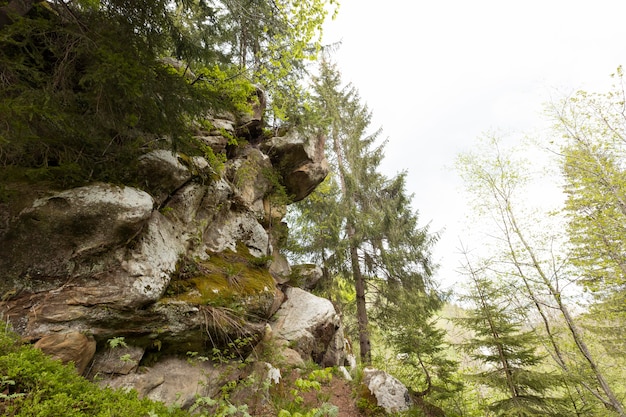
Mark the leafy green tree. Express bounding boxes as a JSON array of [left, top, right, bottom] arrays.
[[457, 134, 625, 416], [170, 0, 339, 123], [0, 0, 244, 186], [0, 0, 337, 187], [551, 68, 626, 336]]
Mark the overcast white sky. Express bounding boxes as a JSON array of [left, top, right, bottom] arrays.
[[321, 0, 626, 290]]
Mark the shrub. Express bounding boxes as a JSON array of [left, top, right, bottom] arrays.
[[0, 323, 190, 417]]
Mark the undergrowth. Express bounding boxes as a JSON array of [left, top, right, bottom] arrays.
[[0, 322, 190, 417], [0, 321, 352, 417]]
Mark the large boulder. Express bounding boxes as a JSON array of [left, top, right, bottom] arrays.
[[34, 332, 96, 375], [260, 129, 328, 202], [137, 150, 193, 205], [0, 183, 154, 290], [289, 264, 324, 290], [271, 287, 346, 366], [361, 367, 412, 413]]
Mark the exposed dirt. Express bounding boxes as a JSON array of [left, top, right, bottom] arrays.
[[249, 369, 367, 416], [313, 375, 362, 417]]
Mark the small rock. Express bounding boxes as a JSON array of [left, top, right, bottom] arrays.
[[290, 264, 323, 290], [338, 366, 352, 381]]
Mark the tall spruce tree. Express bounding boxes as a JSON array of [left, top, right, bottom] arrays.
[[286, 61, 439, 367]]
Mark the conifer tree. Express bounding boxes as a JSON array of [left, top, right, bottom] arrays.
[[0, 0, 336, 184], [287, 61, 439, 367], [457, 258, 567, 417]]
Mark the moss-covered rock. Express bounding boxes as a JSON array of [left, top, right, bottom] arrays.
[[165, 244, 276, 319]]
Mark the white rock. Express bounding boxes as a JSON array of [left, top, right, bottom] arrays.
[[338, 366, 352, 381], [362, 367, 412, 413], [271, 287, 345, 366], [203, 210, 270, 257], [265, 362, 281, 384]]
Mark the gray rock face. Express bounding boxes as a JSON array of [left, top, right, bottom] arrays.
[[90, 344, 145, 376], [137, 150, 193, 205], [290, 264, 324, 290], [0, 97, 338, 408], [362, 367, 412, 413], [99, 356, 239, 409], [271, 287, 346, 366], [0, 183, 154, 286], [260, 129, 329, 202]]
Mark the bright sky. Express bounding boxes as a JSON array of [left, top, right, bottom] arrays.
[[322, 0, 626, 290]]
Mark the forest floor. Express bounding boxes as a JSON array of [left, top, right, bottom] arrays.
[[250, 368, 369, 417]]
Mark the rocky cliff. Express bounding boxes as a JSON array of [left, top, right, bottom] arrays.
[[0, 88, 350, 405]]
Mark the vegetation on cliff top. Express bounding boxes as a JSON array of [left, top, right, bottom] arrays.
[[0, 0, 335, 189]]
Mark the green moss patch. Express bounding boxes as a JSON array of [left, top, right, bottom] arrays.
[[165, 244, 275, 310]]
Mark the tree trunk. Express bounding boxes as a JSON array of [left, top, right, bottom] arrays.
[[331, 123, 373, 365], [351, 240, 371, 364]]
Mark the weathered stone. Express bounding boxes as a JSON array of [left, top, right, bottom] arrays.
[[322, 325, 348, 368], [34, 332, 96, 375], [290, 264, 323, 290], [90, 344, 145, 375], [260, 129, 329, 202], [194, 134, 229, 154], [226, 148, 273, 217], [338, 366, 352, 381], [137, 150, 192, 205], [362, 367, 412, 413], [279, 346, 305, 367], [0, 183, 153, 289], [286, 161, 329, 202], [123, 211, 185, 306], [269, 251, 291, 284], [271, 287, 345, 366], [100, 356, 241, 409], [267, 287, 286, 319], [208, 115, 236, 136], [203, 210, 270, 258]]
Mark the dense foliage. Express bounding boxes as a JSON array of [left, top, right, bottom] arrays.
[[0, 0, 336, 188]]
